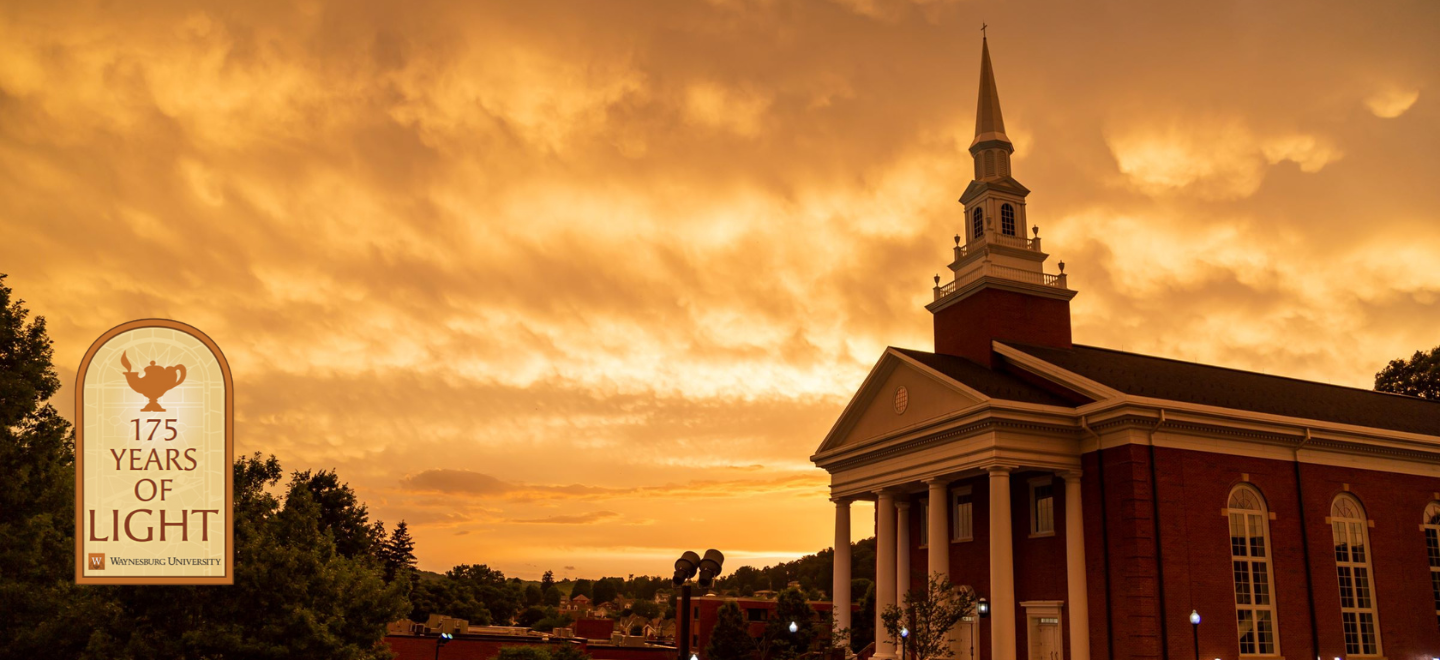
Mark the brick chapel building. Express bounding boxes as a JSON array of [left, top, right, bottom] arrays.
[[811, 36, 1440, 660]]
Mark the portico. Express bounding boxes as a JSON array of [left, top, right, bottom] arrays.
[[815, 367, 1091, 660]]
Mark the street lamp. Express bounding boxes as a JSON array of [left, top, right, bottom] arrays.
[[900, 627, 909, 660], [790, 621, 799, 634], [1189, 610, 1200, 660], [674, 550, 725, 660], [435, 632, 453, 660], [976, 598, 989, 618]]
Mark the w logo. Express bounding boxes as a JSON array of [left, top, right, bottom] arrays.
[[88, 553, 106, 570]]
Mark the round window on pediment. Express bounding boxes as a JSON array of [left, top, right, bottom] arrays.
[[894, 386, 909, 415]]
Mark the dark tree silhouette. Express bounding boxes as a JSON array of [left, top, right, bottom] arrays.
[[1376, 345, 1440, 399], [705, 600, 754, 660]]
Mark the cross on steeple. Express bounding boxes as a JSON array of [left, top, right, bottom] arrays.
[[981, 23, 987, 39]]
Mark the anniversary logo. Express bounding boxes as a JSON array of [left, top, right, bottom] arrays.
[[75, 319, 233, 585]]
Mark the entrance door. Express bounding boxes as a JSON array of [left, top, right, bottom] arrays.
[[1026, 614, 1062, 660], [951, 617, 977, 660]]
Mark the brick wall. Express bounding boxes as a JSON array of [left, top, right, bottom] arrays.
[[1082, 443, 1440, 660], [931, 287, 1070, 367]]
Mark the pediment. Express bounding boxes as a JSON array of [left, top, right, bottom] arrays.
[[815, 348, 988, 455]]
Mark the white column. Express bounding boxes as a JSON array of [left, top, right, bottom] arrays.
[[896, 500, 911, 606], [1063, 471, 1090, 660], [926, 479, 950, 583], [875, 490, 898, 660], [988, 466, 1016, 660], [834, 498, 853, 640]]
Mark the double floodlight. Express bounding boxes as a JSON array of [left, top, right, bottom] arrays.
[[673, 549, 725, 588]]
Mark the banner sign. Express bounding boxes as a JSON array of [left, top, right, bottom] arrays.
[[75, 319, 233, 584]]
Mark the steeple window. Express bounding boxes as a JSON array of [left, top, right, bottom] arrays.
[[1001, 204, 1016, 236], [971, 207, 984, 241]]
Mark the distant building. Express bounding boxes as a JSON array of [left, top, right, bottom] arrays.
[[685, 595, 849, 657], [385, 617, 675, 660]]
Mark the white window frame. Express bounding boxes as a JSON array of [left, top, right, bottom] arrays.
[[1029, 476, 1055, 537], [1423, 501, 1440, 631], [1331, 493, 1382, 657], [1227, 484, 1280, 656], [952, 486, 973, 543]]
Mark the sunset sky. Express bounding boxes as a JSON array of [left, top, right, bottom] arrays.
[[4, 0, 1437, 579]]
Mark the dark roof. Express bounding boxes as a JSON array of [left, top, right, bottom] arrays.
[[892, 347, 1074, 407], [1005, 342, 1440, 437]]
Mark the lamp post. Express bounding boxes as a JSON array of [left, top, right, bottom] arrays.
[[974, 597, 989, 660], [900, 626, 909, 660], [674, 550, 726, 660], [435, 631, 453, 660], [1189, 610, 1201, 660]]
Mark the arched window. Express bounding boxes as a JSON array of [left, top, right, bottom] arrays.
[[1333, 494, 1381, 656], [1424, 502, 1440, 629], [1001, 204, 1016, 236], [972, 207, 984, 240], [1228, 485, 1278, 654]]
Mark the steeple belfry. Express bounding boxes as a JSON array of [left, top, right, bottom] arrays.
[[927, 32, 1077, 367]]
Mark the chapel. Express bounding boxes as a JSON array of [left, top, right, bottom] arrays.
[[812, 35, 1440, 660]]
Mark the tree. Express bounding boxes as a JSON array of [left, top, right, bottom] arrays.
[[544, 585, 564, 607], [519, 606, 549, 628], [499, 646, 553, 660], [764, 587, 821, 660], [572, 578, 594, 600], [1376, 346, 1440, 399], [631, 599, 661, 620], [89, 453, 414, 659], [381, 520, 418, 580], [542, 570, 557, 592], [593, 577, 620, 605], [550, 643, 591, 660], [287, 468, 384, 559], [706, 601, 754, 660], [526, 584, 545, 606], [0, 275, 97, 659], [851, 581, 876, 653], [879, 573, 974, 660]]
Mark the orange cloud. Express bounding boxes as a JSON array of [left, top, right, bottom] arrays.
[[5, 0, 1438, 577]]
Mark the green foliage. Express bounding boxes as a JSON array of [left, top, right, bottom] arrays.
[[879, 573, 974, 660], [850, 580, 875, 653], [543, 585, 564, 607], [705, 601, 754, 660], [541, 570, 556, 592], [411, 563, 525, 625], [526, 583, 544, 606], [592, 577, 621, 605], [532, 613, 574, 632], [572, 578, 593, 600], [630, 599, 661, 619], [287, 468, 384, 559], [763, 587, 823, 660], [0, 274, 90, 659], [1376, 346, 1440, 399], [519, 606, 549, 628], [379, 520, 418, 581], [499, 646, 554, 660], [93, 454, 413, 659], [715, 538, 876, 597], [550, 643, 591, 660]]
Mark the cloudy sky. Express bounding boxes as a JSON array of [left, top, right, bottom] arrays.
[[4, 0, 1437, 579]]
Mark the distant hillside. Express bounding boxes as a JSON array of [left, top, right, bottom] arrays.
[[715, 537, 876, 598]]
